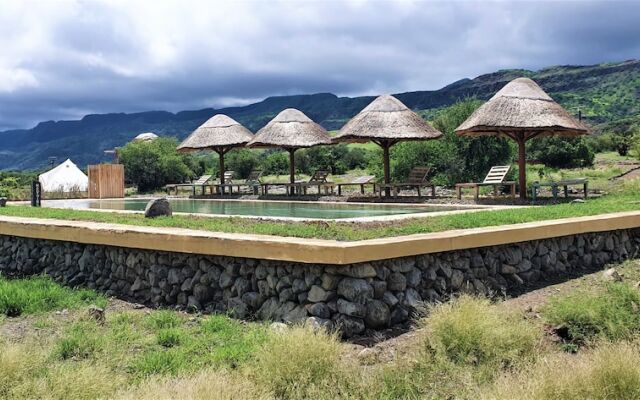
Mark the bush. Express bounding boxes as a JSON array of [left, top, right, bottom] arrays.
[[543, 283, 640, 343], [249, 325, 350, 399], [226, 149, 260, 179], [119, 137, 203, 192], [388, 100, 513, 186], [527, 136, 595, 168], [425, 295, 539, 367], [262, 151, 290, 176], [483, 341, 640, 400], [0, 275, 105, 317]]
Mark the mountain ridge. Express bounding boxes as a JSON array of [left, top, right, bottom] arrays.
[[1, 59, 639, 170]]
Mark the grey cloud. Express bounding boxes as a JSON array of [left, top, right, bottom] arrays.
[[0, 0, 638, 131]]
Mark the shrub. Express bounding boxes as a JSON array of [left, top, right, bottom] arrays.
[[388, 100, 513, 186], [119, 137, 202, 192], [115, 370, 268, 400], [262, 151, 290, 175], [0, 275, 105, 317], [483, 341, 640, 400], [226, 149, 260, 179], [543, 282, 640, 342], [249, 325, 349, 399], [527, 136, 595, 168], [156, 328, 183, 347], [425, 295, 539, 367], [144, 310, 182, 330], [55, 321, 102, 360]]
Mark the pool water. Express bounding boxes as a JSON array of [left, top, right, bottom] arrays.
[[45, 198, 477, 220]]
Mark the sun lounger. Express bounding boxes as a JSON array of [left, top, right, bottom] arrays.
[[261, 170, 334, 195], [455, 166, 516, 200], [337, 175, 376, 195], [531, 178, 588, 203], [165, 174, 212, 196], [377, 167, 435, 198]]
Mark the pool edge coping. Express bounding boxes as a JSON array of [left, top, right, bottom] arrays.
[[0, 211, 639, 264]]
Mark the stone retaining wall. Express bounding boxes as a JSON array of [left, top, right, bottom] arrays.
[[1, 229, 639, 337]]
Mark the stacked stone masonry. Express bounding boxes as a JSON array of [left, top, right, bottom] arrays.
[[1, 229, 638, 337]]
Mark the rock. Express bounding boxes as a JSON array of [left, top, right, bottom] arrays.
[[387, 272, 407, 291], [308, 285, 333, 302], [390, 306, 409, 325], [87, 305, 105, 324], [337, 299, 367, 318], [335, 314, 365, 337], [283, 306, 308, 323], [504, 247, 522, 264], [306, 302, 331, 319], [167, 268, 182, 285], [344, 263, 377, 278], [270, 322, 288, 333], [571, 198, 585, 204], [187, 296, 201, 312], [0, 197, 6, 207], [337, 278, 373, 303], [403, 288, 422, 309], [193, 283, 213, 303], [321, 273, 339, 290], [241, 292, 263, 309], [382, 292, 399, 307], [306, 316, 332, 331], [405, 268, 422, 288], [364, 300, 390, 328], [227, 297, 249, 318], [144, 198, 172, 218], [219, 272, 234, 289], [500, 264, 517, 275], [450, 270, 464, 289], [603, 268, 622, 282], [371, 281, 387, 299]]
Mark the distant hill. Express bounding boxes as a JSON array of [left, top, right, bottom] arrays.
[[1, 60, 639, 170]]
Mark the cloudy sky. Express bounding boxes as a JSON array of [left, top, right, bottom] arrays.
[[0, 0, 639, 131]]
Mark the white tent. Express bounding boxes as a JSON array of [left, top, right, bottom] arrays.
[[132, 132, 159, 142], [38, 159, 88, 193]]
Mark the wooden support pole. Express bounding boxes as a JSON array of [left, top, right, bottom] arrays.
[[289, 149, 296, 196], [517, 133, 527, 200]]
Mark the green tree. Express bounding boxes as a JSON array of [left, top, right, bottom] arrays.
[[387, 99, 513, 186], [262, 151, 290, 175], [225, 149, 260, 179], [527, 137, 595, 168], [119, 137, 202, 192]]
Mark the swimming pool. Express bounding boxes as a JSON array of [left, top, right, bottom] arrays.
[[43, 198, 486, 220]]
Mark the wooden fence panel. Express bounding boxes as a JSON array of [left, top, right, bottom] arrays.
[[88, 164, 124, 198]]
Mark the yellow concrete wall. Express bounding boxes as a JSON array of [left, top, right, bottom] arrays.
[[1, 211, 639, 265]]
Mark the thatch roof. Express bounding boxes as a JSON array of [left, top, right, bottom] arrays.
[[177, 114, 253, 152], [247, 108, 331, 149], [333, 95, 443, 143], [133, 132, 159, 142], [455, 77, 590, 138]]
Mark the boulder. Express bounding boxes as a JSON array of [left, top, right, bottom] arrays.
[[144, 198, 172, 218], [335, 314, 365, 337], [337, 278, 373, 303], [337, 299, 367, 318], [0, 197, 6, 207], [364, 300, 390, 328]]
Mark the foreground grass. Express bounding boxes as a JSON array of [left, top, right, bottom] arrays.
[[1, 180, 639, 241], [0, 275, 106, 317], [3, 262, 640, 399]]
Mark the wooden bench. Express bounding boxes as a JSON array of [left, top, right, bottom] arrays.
[[165, 174, 212, 196], [531, 178, 588, 203], [261, 170, 334, 195], [337, 175, 376, 195], [456, 166, 516, 200], [377, 167, 435, 198]]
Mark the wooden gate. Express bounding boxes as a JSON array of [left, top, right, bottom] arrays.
[[88, 164, 125, 198]]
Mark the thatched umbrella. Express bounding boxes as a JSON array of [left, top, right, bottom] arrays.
[[455, 77, 589, 199], [333, 95, 443, 195], [177, 114, 253, 188], [247, 108, 331, 194]]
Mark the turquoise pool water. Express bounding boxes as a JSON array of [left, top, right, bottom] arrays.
[[46, 199, 476, 220]]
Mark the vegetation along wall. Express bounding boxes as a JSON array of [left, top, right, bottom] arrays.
[[1, 229, 638, 337]]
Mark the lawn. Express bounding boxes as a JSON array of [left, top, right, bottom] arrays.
[[0, 180, 639, 241], [3, 260, 640, 399]]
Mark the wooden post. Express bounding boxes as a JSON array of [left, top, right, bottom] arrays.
[[517, 133, 527, 200], [216, 148, 226, 195], [289, 149, 296, 196], [382, 141, 391, 197]]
